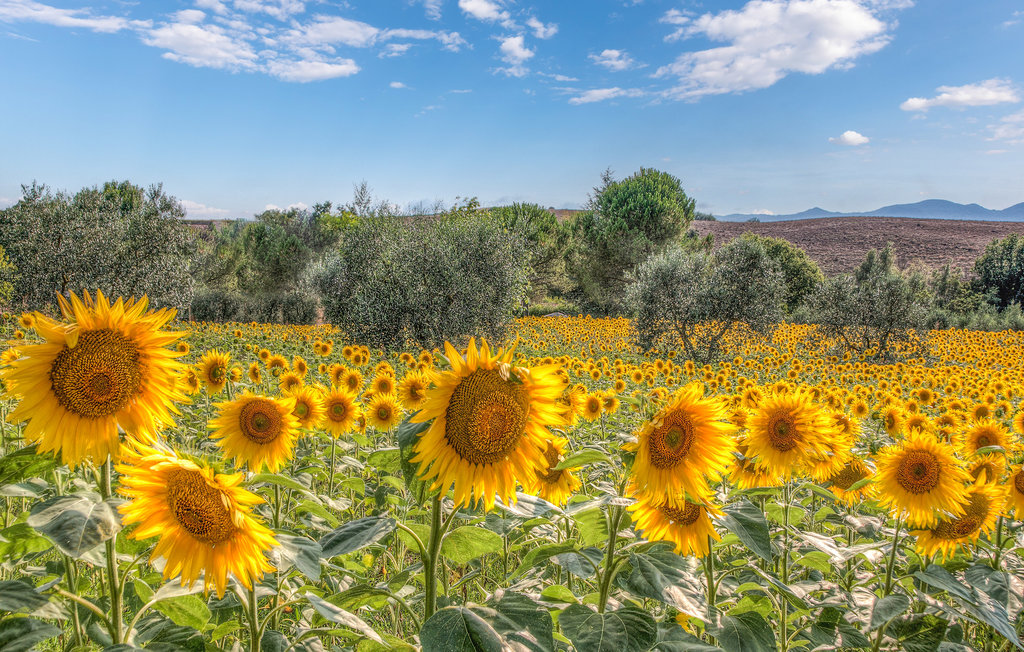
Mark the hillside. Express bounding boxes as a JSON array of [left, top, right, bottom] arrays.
[[689, 216, 1024, 276]]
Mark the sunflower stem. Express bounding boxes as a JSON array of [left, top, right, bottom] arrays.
[[98, 459, 124, 644], [423, 495, 445, 620], [991, 515, 1004, 570], [871, 517, 903, 652], [597, 505, 624, 614], [780, 481, 791, 652], [328, 437, 337, 495], [247, 583, 262, 652], [703, 534, 717, 643]]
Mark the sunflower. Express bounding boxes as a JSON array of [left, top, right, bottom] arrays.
[[627, 489, 721, 558], [526, 437, 581, 506], [329, 364, 347, 387], [874, 429, 971, 528], [826, 457, 873, 505], [266, 355, 288, 377], [18, 313, 35, 330], [881, 407, 904, 437], [624, 383, 735, 505], [278, 371, 304, 393], [198, 349, 231, 394], [397, 371, 429, 410], [342, 368, 364, 395], [1, 348, 21, 366], [968, 454, 1006, 485], [322, 388, 358, 437], [182, 368, 201, 395], [209, 393, 300, 472], [247, 362, 262, 384], [956, 419, 1015, 457], [0, 291, 186, 467], [366, 393, 402, 431], [117, 443, 277, 598], [729, 440, 782, 490], [914, 481, 1003, 561], [580, 393, 603, 422], [176, 341, 190, 355], [409, 338, 565, 510], [286, 385, 325, 430], [745, 392, 836, 480], [292, 356, 308, 377], [371, 374, 396, 397]]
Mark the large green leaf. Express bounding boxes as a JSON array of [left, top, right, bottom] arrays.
[[419, 606, 504, 652], [0, 524, 51, 562], [889, 614, 947, 652], [396, 416, 435, 505], [554, 448, 614, 470], [0, 445, 57, 486], [441, 526, 503, 565], [572, 507, 608, 547], [276, 534, 322, 581], [305, 592, 384, 645], [0, 580, 50, 613], [509, 542, 578, 580], [620, 546, 706, 618], [719, 500, 772, 563], [713, 611, 776, 652], [559, 604, 657, 652], [152, 594, 212, 630], [0, 617, 61, 652], [366, 447, 401, 474], [870, 594, 911, 631], [27, 492, 122, 558], [488, 592, 555, 652], [914, 565, 1021, 648], [319, 516, 396, 559]]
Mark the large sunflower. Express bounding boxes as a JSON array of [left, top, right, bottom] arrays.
[[117, 443, 277, 597], [874, 429, 970, 528], [745, 392, 836, 480], [366, 392, 402, 431], [623, 383, 735, 505], [956, 419, 1016, 457], [409, 338, 564, 511], [526, 437, 581, 506], [322, 387, 358, 437], [913, 481, 1003, 561], [209, 393, 300, 472], [627, 488, 721, 558], [826, 457, 873, 505], [397, 370, 429, 411], [1, 290, 186, 467], [286, 385, 325, 430], [197, 349, 232, 394]]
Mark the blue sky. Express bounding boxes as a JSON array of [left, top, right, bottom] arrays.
[[1, 0, 1022, 218]]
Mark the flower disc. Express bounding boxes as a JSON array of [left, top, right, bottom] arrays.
[[875, 429, 970, 528], [209, 393, 300, 472], [627, 487, 721, 558], [913, 481, 1002, 561]]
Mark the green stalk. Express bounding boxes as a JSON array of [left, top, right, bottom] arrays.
[[328, 437, 337, 495], [100, 458, 123, 644], [247, 584, 262, 652], [991, 516, 1004, 570], [703, 535, 717, 644], [596, 506, 624, 614], [871, 518, 903, 652], [423, 495, 445, 620]]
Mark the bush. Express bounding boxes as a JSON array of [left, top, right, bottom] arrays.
[[739, 233, 823, 312], [190, 288, 318, 324], [489, 203, 572, 302], [316, 203, 531, 349], [974, 233, 1024, 308], [626, 237, 785, 364]]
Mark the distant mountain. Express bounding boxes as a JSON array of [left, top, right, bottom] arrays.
[[718, 199, 1024, 222]]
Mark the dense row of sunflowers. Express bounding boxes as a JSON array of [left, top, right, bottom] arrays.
[[0, 291, 1022, 651]]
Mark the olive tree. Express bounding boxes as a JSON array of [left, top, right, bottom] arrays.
[[626, 237, 785, 364]]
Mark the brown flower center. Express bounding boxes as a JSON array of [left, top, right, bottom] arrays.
[[50, 329, 143, 419], [931, 492, 989, 540], [444, 369, 529, 465], [829, 461, 868, 490], [648, 410, 696, 469], [1013, 469, 1024, 496], [767, 411, 799, 452], [239, 398, 283, 444], [896, 450, 940, 494], [537, 443, 564, 484], [166, 468, 237, 546], [659, 501, 703, 526]]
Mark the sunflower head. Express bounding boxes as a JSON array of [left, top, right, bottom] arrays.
[[286, 385, 326, 430], [627, 487, 721, 558], [366, 393, 402, 431], [526, 438, 581, 506], [745, 391, 837, 480], [913, 481, 1003, 561], [323, 388, 358, 437], [874, 429, 971, 528], [209, 393, 300, 472], [198, 349, 232, 394], [397, 371, 430, 410]]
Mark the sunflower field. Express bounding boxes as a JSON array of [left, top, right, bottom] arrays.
[[0, 291, 1023, 652]]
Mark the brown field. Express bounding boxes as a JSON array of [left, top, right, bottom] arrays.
[[689, 216, 1024, 276]]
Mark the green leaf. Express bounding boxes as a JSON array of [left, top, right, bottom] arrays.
[[419, 606, 504, 652], [488, 592, 555, 652], [0, 523, 52, 562], [152, 594, 212, 630], [276, 534, 322, 581], [366, 448, 402, 474], [870, 594, 911, 631], [0, 445, 57, 486], [396, 416, 435, 505], [441, 527, 503, 566], [0, 478, 48, 498], [620, 546, 706, 618], [914, 565, 1021, 648], [713, 611, 776, 652], [965, 564, 1009, 607], [249, 473, 316, 498], [720, 500, 772, 562], [973, 445, 1005, 456], [27, 492, 122, 558], [559, 604, 657, 652], [510, 542, 578, 580], [554, 448, 614, 470], [0, 580, 50, 612], [0, 617, 61, 652], [889, 614, 947, 652], [305, 592, 385, 645], [319, 516, 396, 559], [539, 585, 577, 604], [551, 548, 603, 579], [497, 492, 560, 517], [573, 507, 608, 547]]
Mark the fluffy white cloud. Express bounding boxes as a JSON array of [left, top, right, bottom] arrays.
[[458, 0, 513, 27], [181, 199, 232, 217], [266, 57, 358, 81], [589, 49, 638, 71], [286, 15, 379, 48], [390, 80, 407, 88], [829, 129, 869, 145], [143, 21, 258, 69], [0, 0, 139, 33], [499, 34, 533, 63], [568, 87, 644, 104], [417, 0, 443, 20], [195, 0, 229, 15], [380, 42, 413, 57], [900, 78, 1020, 111], [232, 0, 304, 20], [527, 16, 557, 39], [659, 8, 690, 41], [265, 201, 309, 211], [655, 0, 893, 100], [989, 109, 1024, 144], [174, 9, 206, 24]]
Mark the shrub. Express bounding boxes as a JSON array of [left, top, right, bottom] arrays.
[[316, 203, 531, 349], [626, 237, 785, 364], [739, 233, 823, 312]]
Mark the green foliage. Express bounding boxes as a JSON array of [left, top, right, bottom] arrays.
[[0, 181, 196, 310], [489, 202, 573, 302], [315, 200, 531, 349], [808, 243, 931, 360], [626, 237, 785, 363], [572, 168, 696, 313], [974, 232, 1024, 308], [739, 233, 823, 312], [0, 244, 15, 307]]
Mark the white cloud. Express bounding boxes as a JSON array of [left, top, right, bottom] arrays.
[[285, 15, 379, 48], [499, 34, 532, 63], [659, 8, 690, 41], [458, 0, 514, 27], [382, 28, 466, 52], [986, 149, 1008, 155], [264, 201, 308, 211], [174, 9, 206, 24], [0, 197, 15, 209], [540, 72, 578, 82], [450, 88, 472, 93], [418, 0, 443, 20], [390, 80, 407, 88], [568, 87, 644, 105], [195, 0, 229, 15], [181, 199, 231, 217], [829, 129, 869, 145], [655, 0, 893, 100], [900, 78, 1020, 111], [265, 57, 358, 81], [232, 0, 304, 20], [0, 0, 136, 33], [526, 16, 557, 39], [989, 109, 1024, 144], [143, 21, 258, 69], [380, 42, 412, 57], [589, 49, 638, 72]]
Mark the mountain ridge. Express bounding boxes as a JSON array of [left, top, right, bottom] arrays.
[[718, 199, 1024, 222]]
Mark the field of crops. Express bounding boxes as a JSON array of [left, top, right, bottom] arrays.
[[0, 291, 1022, 651]]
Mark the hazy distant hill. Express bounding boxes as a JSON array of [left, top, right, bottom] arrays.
[[718, 199, 1024, 222]]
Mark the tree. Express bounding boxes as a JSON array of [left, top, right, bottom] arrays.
[[809, 244, 931, 360], [572, 168, 696, 313], [739, 233, 823, 312], [0, 181, 196, 311], [626, 237, 785, 364], [973, 233, 1024, 309], [489, 203, 572, 302]]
